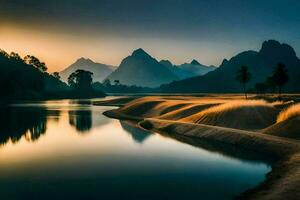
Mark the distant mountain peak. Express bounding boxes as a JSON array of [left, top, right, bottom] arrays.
[[106, 49, 179, 87], [190, 59, 201, 65], [159, 60, 173, 67], [259, 40, 296, 58], [75, 57, 94, 64], [132, 48, 151, 58]]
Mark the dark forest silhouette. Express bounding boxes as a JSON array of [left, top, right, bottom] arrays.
[[0, 49, 105, 102]]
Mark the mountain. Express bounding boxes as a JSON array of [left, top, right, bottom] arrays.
[[60, 58, 115, 83], [161, 40, 300, 93], [159, 59, 216, 80], [179, 59, 216, 76], [159, 60, 196, 79], [106, 48, 179, 87]]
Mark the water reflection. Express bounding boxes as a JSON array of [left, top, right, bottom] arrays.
[[0, 101, 114, 146], [0, 100, 271, 200], [68, 109, 92, 133], [120, 121, 151, 144], [0, 106, 49, 145]]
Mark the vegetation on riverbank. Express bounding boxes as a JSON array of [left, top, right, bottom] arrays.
[[0, 49, 106, 102]]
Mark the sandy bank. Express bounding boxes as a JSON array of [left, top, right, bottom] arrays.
[[138, 119, 300, 199], [139, 119, 299, 158], [98, 95, 300, 199]]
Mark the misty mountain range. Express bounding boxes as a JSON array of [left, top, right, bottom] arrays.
[[60, 40, 300, 92], [60, 49, 215, 87], [161, 40, 300, 93]]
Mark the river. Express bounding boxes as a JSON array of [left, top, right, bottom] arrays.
[[0, 99, 271, 200]]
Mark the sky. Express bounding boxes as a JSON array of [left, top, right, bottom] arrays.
[[0, 0, 300, 72]]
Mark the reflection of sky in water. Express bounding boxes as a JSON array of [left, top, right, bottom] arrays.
[[0, 100, 271, 200]]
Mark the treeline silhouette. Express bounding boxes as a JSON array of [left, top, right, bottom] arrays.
[[0, 49, 105, 101], [93, 79, 155, 93], [236, 62, 289, 99]]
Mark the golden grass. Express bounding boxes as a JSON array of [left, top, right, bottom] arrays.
[[277, 103, 300, 123], [263, 118, 300, 140], [117, 96, 229, 118], [181, 100, 278, 130], [197, 100, 272, 113], [263, 103, 300, 139], [158, 103, 218, 120]]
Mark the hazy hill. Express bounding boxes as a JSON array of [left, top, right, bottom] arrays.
[[106, 48, 179, 87], [159, 60, 196, 79], [60, 58, 115, 83], [179, 59, 216, 76], [159, 59, 216, 80], [161, 40, 300, 93]]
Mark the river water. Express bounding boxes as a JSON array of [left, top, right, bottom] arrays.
[[0, 99, 271, 200]]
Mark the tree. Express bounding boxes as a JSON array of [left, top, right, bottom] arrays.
[[10, 52, 23, 62], [68, 69, 93, 90], [24, 55, 47, 72], [271, 62, 289, 99], [236, 65, 252, 99], [0, 49, 9, 58], [52, 72, 61, 80]]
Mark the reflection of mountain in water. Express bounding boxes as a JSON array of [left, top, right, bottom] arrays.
[[120, 121, 151, 144], [0, 106, 50, 145], [68, 110, 92, 133]]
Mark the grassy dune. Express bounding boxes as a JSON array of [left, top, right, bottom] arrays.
[[277, 103, 300, 122], [99, 95, 300, 200], [180, 100, 278, 130], [264, 103, 300, 140]]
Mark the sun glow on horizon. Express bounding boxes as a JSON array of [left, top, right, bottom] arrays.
[[0, 24, 229, 72]]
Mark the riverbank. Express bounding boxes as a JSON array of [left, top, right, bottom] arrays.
[[96, 95, 300, 200], [1, 89, 107, 104]]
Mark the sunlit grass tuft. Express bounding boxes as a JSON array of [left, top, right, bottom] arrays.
[[277, 103, 300, 123], [181, 100, 277, 130], [197, 100, 273, 114]]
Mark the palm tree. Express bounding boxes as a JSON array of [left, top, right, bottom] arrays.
[[236, 65, 252, 99], [271, 62, 289, 99]]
